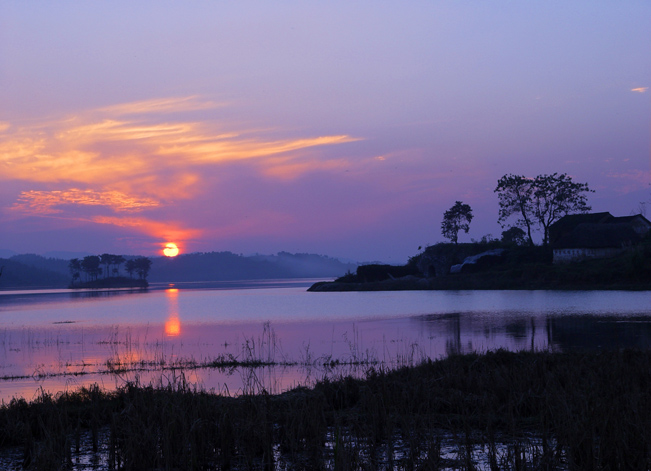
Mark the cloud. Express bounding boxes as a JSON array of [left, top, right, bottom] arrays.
[[1, 97, 359, 188], [156, 134, 359, 165], [607, 170, 651, 193], [92, 216, 203, 242], [261, 156, 349, 180], [1, 96, 359, 246], [631, 87, 648, 93], [97, 96, 222, 116], [12, 189, 160, 215]]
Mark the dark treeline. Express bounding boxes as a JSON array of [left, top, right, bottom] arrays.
[[68, 254, 151, 284], [0, 251, 358, 289]]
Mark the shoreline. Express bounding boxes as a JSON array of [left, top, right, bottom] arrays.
[[69, 277, 148, 289], [308, 276, 651, 292]]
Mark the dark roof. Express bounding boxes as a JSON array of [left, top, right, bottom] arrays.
[[609, 214, 651, 227], [554, 223, 641, 249], [549, 212, 613, 245]]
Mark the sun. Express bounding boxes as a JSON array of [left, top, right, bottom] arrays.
[[163, 242, 180, 257]]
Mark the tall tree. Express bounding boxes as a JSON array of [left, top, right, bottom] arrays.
[[100, 253, 112, 278], [495, 173, 592, 246], [495, 174, 536, 246], [125, 259, 136, 279], [80, 255, 101, 281], [134, 257, 152, 280], [532, 173, 592, 245], [441, 201, 474, 244], [112, 255, 126, 277], [68, 258, 81, 285]]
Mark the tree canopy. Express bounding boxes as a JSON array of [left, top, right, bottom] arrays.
[[495, 173, 593, 246], [68, 254, 151, 285], [441, 201, 473, 244]]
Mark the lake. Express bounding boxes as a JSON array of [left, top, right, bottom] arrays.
[[1, 281, 650, 403]]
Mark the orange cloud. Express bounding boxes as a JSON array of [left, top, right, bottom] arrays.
[[12, 189, 159, 215], [156, 134, 360, 164], [631, 87, 648, 93], [262, 156, 349, 180], [1, 96, 359, 246], [92, 215, 203, 241], [1, 97, 359, 190]]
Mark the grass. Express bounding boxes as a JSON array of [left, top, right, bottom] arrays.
[[0, 349, 650, 470]]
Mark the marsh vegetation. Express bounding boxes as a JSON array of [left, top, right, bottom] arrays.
[[1, 349, 649, 470]]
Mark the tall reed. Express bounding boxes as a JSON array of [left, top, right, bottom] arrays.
[[0, 349, 649, 469]]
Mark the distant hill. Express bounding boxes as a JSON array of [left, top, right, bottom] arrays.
[[0, 251, 358, 289], [0, 257, 69, 289], [9, 254, 71, 276], [43, 250, 93, 260], [149, 251, 357, 282]]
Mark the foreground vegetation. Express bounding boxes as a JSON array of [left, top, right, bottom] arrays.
[[1, 349, 650, 470]]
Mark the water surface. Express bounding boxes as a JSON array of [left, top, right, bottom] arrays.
[[1, 283, 650, 402]]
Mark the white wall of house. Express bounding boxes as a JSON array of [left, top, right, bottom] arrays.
[[553, 247, 623, 264]]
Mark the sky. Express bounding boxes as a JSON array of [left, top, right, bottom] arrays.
[[1, 1, 649, 263]]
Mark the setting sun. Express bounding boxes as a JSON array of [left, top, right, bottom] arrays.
[[163, 242, 180, 257]]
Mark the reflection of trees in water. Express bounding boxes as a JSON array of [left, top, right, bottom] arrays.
[[419, 312, 542, 356], [70, 289, 146, 299], [505, 320, 527, 339], [417, 312, 651, 355], [549, 315, 651, 351]]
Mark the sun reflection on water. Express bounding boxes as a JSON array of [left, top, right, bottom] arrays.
[[164, 288, 181, 337]]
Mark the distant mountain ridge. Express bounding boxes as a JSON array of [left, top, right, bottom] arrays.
[[149, 251, 357, 282], [0, 256, 69, 289], [0, 251, 358, 289]]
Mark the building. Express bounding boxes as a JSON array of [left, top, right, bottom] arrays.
[[550, 213, 651, 264]]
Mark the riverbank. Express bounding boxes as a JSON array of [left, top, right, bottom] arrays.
[[1, 349, 649, 469], [310, 243, 651, 291], [69, 277, 148, 289]]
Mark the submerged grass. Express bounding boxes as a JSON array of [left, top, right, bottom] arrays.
[[0, 349, 650, 470]]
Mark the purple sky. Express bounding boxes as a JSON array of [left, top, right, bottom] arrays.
[[1, 2, 649, 262]]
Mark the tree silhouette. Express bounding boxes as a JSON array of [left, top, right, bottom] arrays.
[[532, 173, 592, 245], [495, 173, 592, 246], [441, 201, 473, 244], [134, 257, 152, 280], [501, 226, 527, 246], [125, 259, 136, 279], [99, 253, 115, 278], [81, 256, 101, 281], [495, 174, 536, 246], [68, 258, 81, 285], [111, 254, 126, 277]]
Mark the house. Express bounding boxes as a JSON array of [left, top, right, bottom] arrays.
[[550, 212, 651, 264]]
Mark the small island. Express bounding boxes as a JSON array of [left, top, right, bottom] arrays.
[[68, 254, 152, 289]]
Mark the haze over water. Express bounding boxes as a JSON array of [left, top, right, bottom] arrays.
[[1, 284, 650, 403]]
